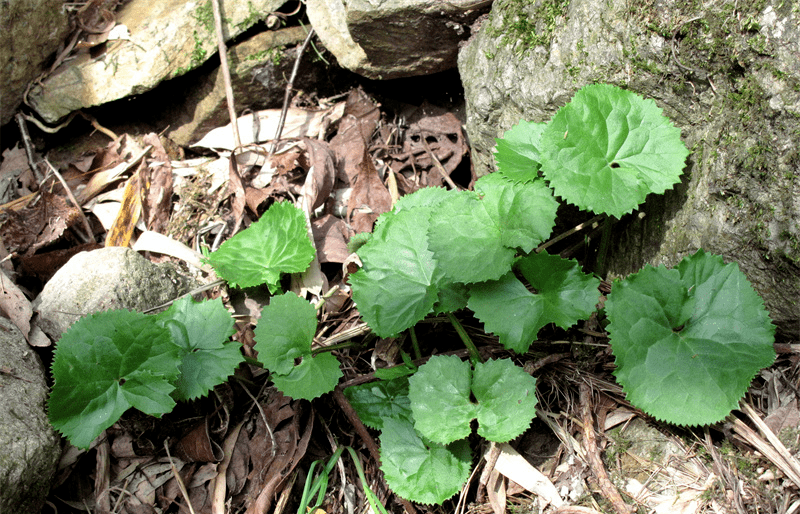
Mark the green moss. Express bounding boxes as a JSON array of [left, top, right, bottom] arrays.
[[237, 1, 263, 31], [193, 0, 214, 32], [488, 0, 570, 55]]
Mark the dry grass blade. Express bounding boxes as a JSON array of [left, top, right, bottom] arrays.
[[729, 402, 800, 488]]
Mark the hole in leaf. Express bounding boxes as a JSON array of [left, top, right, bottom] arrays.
[[294, 356, 303, 367], [119, 378, 126, 385], [672, 324, 685, 333], [610, 162, 621, 168]]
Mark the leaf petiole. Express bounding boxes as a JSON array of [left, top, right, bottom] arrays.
[[447, 312, 482, 364]]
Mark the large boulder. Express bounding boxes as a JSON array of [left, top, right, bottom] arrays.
[[27, 0, 286, 123], [307, 0, 490, 79], [34, 247, 195, 340], [459, 0, 799, 339], [0, 317, 61, 513], [0, 0, 70, 125], [166, 25, 345, 146]]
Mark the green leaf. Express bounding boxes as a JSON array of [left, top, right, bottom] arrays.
[[605, 249, 776, 426], [408, 355, 476, 444], [428, 177, 558, 284], [541, 83, 690, 218], [428, 190, 515, 283], [474, 173, 558, 253], [206, 201, 315, 292], [49, 310, 182, 449], [468, 252, 600, 353], [408, 356, 538, 444], [271, 352, 342, 400], [379, 418, 472, 505], [254, 292, 341, 400], [155, 297, 240, 401], [350, 207, 440, 337], [344, 377, 413, 430], [494, 120, 546, 182], [471, 358, 539, 442]]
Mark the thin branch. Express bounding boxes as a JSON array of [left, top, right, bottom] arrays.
[[269, 27, 316, 156], [211, 0, 241, 150]]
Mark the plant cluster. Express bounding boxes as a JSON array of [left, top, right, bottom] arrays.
[[48, 84, 776, 506]]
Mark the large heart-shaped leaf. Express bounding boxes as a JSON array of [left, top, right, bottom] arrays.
[[605, 249, 775, 426], [541, 83, 690, 218]]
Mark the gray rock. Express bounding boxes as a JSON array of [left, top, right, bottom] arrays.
[[167, 26, 341, 146], [0, 0, 70, 125], [308, 0, 490, 79], [34, 247, 195, 340], [27, 0, 286, 123], [0, 317, 61, 513], [459, 0, 799, 339]]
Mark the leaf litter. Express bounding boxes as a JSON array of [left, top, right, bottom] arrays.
[[1, 79, 797, 514]]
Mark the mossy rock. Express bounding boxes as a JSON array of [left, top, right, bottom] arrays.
[[459, 0, 799, 340]]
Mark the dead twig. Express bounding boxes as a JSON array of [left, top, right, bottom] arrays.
[[269, 27, 316, 156], [211, 0, 241, 150], [14, 114, 45, 184], [420, 135, 460, 190], [580, 382, 634, 514], [41, 158, 94, 243]]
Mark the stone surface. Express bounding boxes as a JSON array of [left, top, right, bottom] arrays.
[[459, 0, 799, 340], [307, 0, 490, 79], [27, 0, 285, 123], [0, 0, 70, 125], [0, 317, 61, 513], [33, 247, 195, 340], [167, 26, 345, 146]]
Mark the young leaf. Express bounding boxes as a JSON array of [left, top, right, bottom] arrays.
[[206, 201, 315, 292], [407, 355, 476, 444], [344, 377, 413, 430], [350, 207, 441, 337], [155, 296, 240, 401], [379, 418, 472, 505], [270, 352, 343, 401], [408, 356, 538, 444], [49, 310, 182, 449], [540, 83, 690, 218], [471, 358, 539, 442], [428, 176, 558, 284], [254, 292, 341, 400], [474, 173, 558, 253], [605, 249, 776, 426], [494, 120, 546, 182], [468, 252, 600, 353]]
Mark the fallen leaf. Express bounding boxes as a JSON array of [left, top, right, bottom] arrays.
[[140, 134, 174, 235], [0, 268, 32, 341], [105, 161, 144, 247], [192, 103, 345, 151]]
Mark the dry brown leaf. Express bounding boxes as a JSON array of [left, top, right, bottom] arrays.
[[105, 161, 144, 247], [347, 147, 392, 234], [312, 214, 351, 264], [0, 269, 32, 341], [141, 134, 174, 235], [299, 139, 336, 211], [329, 89, 381, 185]]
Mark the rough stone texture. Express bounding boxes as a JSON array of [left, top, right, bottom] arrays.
[[0, 0, 70, 125], [33, 247, 195, 340], [167, 26, 344, 146], [0, 317, 61, 513], [459, 0, 799, 340], [27, 0, 285, 123], [307, 0, 490, 79]]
